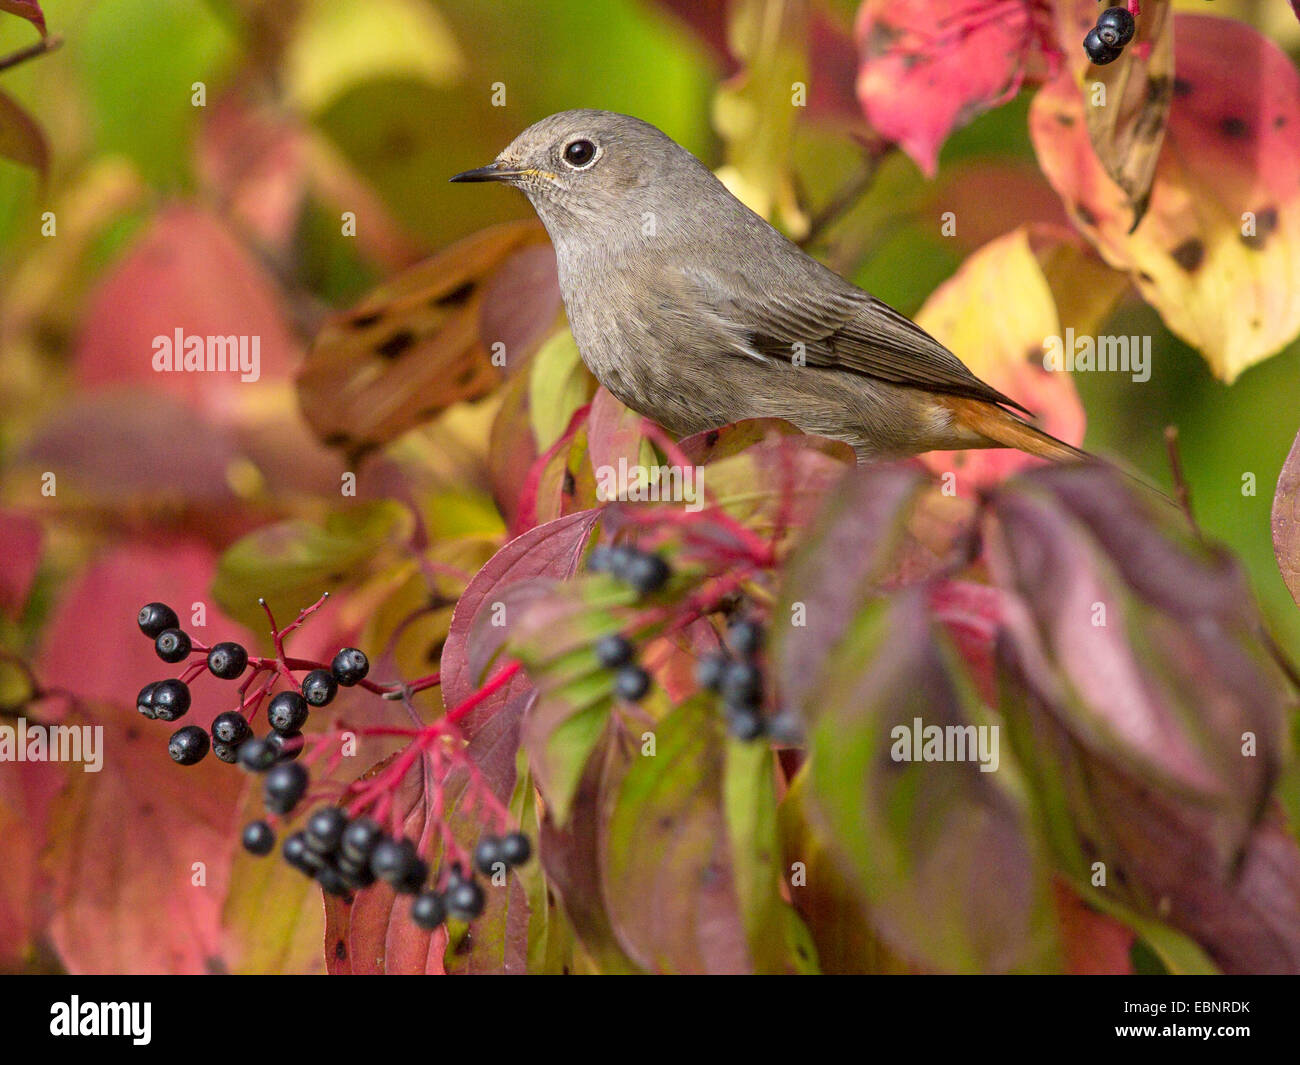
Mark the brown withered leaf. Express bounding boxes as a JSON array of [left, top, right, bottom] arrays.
[[1052, 0, 1174, 229], [297, 220, 559, 463]]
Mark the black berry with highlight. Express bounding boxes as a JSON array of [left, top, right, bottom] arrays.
[[242, 820, 276, 856], [151, 679, 191, 721], [207, 642, 248, 680], [137, 602, 179, 639], [154, 628, 191, 664], [331, 647, 369, 687], [168, 725, 209, 765], [301, 669, 338, 707], [211, 711, 251, 746]]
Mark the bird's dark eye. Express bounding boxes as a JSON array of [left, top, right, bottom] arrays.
[[563, 139, 596, 168]]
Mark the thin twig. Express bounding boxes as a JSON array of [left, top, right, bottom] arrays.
[[0, 34, 62, 75], [1163, 425, 1200, 539]]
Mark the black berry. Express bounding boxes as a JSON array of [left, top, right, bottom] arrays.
[[267, 691, 310, 734], [154, 628, 192, 663], [614, 664, 651, 702], [267, 730, 303, 762], [206, 642, 248, 680], [727, 707, 766, 742], [263, 761, 309, 814], [168, 725, 209, 765], [586, 545, 615, 573], [337, 855, 376, 890], [411, 891, 448, 929], [500, 832, 531, 867], [137, 681, 160, 719], [316, 865, 353, 897], [721, 660, 762, 706], [137, 602, 179, 639], [594, 634, 634, 669], [211, 711, 251, 746], [305, 807, 347, 854], [242, 820, 276, 856], [341, 817, 383, 864], [330, 647, 369, 687], [1096, 6, 1135, 48], [473, 835, 504, 876], [238, 737, 277, 772], [282, 831, 324, 876], [301, 669, 338, 707], [445, 878, 485, 920], [695, 653, 729, 692], [212, 741, 240, 764], [151, 678, 191, 721], [605, 544, 636, 577], [624, 551, 671, 595], [1083, 27, 1121, 64], [371, 838, 427, 893], [728, 619, 763, 657]]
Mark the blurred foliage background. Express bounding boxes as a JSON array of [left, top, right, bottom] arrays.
[[1, 0, 1300, 974], [2, 0, 1297, 649]]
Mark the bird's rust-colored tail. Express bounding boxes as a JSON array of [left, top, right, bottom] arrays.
[[941, 396, 1089, 463]]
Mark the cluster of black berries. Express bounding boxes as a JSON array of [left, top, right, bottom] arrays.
[[1084, 4, 1136, 65], [134, 600, 369, 769], [587, 543, 671, 597], [587, 543, 675, 703], [241, 798, 531, 929], [696, 616, 769, 740]]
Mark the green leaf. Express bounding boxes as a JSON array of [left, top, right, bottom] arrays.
[[801, 588, 1057, 973], [79, 0, 236, 188], [724, 736, 818, 973], [510, 751, 574, 974], [284, 0, 464, 113], [212, 500, 413, 631], [601, 695, 750, 973], [528, 329, 594, 452]]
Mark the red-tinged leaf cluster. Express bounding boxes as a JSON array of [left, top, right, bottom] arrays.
[[759, 459, 1300, 973], [854, 0, 1062, 176]]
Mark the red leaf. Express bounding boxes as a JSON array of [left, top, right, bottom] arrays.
[[74, 206, 301, 417], [0, 88, 48, 176], [37, 539, 255, 709], [1051, 880, 1134, 975], [0, 759, 67, 966], [44, 707, 245, 974], [442, 510, 601, 715], [0, 510, 41, 618], [854, 0, 1060, 176], [196, 94, 308, 255], [0, 1, 46, 35], [20, 391, 239, 504]]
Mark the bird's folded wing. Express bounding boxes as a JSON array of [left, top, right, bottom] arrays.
[[684, 265, 1031, 415]]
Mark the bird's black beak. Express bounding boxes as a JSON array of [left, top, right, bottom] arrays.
[[449, 162, 525, 184]]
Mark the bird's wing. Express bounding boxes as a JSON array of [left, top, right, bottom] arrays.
[[683, 264, 1031, 415]]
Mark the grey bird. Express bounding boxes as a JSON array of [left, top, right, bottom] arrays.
[[451, 109, 1084, 463]]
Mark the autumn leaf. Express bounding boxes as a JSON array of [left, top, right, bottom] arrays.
[[1048, 0, 1175, 227], [913, 225, 1090, 489], [854, 0, 1060, 177], [298, 220, 560, 463], [1030, 14, 1300, 381], [0, 89, 48, 177]]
